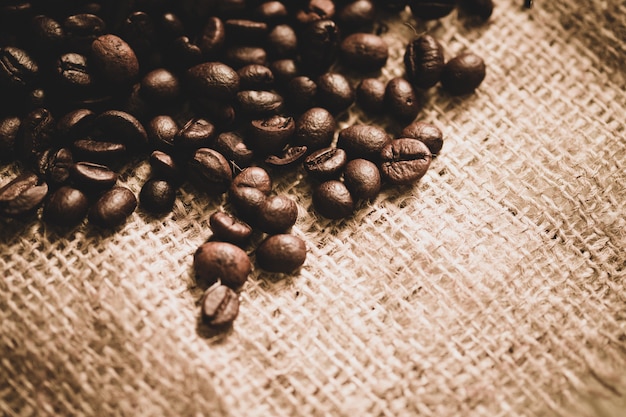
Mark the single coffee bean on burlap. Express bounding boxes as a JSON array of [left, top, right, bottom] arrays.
[[209, 211, 253, 245], [43, 185, 88, 227], [379, 138, 432, 184], [248, 114, 295, 154], [441, 52, 486, 95], [304, 147, 348, 181], [356, 78, 386, 114], [187, 148, 232, 195], [213, 131, 254, 170], [408, 0, 456, 20], [70, 161, 118, 192], [88, 186, 137, 229], [149, 150, 184, 183], [147, 115, 178, 152], [256, 194, 298, 234], [316, 72, 355, 114], [237, 64, 275, 90], [264, 145, 308, 168], [400, 121, 444, 155], [312, 179, 354, 219], [385, 77, 420, 123], [255, 234, 307, 273], [186, 62, 240, 101], [339, 32, 389, 72], [194, 241, 251, 288], [404, 34, 445, 90], [294, 107, 336, 151], [337, 124, 391, 161], [139, 178, 176, 214], [0, 172, 48, 218], [343, 158, 381, 201], [201, 284, 240, 327], [91, 34, 139, 86]]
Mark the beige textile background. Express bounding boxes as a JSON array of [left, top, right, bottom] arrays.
[[2, 1, 626, 416]]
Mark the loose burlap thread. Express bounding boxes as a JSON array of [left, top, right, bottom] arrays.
[[1, 1, 625, 416]]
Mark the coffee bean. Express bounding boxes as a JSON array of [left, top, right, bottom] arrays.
[[254, 1, 289, 24], [198, 17, 226, 58], [248, 114, 295, 154], [16, 107, 55, 164], [231, 166, 273, 193], [200, 284, 240, 327], [0, 46, 39, 91], [264, 145, 308, 168], [91, 34, 139, 86], [209, 211, 253, 245], [229, 166, 272, 221], [186, 62, 240, 101], [404, 34, 445, 90], [256, 234, 307, 273], [343, 158, 381, 200], [43, 185, 88, 227], [187, 148, 232, 195], [73, 138, 126, 165], [399, 121, 444, 155], [294, 107, 336, 151], [236, 90, 284, 117], [458, 0, 494, 21], [93, 110, 148, 149], [147, 115, 178, 152], [266, 24, 298, 58], [379, 138, 432, 184], [337, 124, 391, 161], [299, 19, 340, 74], [119, 11, 158, 63], [316, 72, 355, 114], [257, 194, 298, 234], [269, 58, 300, 86], [441, 52, 486, 95], [193, 98, 237, 128], [0, 116, 21, 158], [286, 76, 317, 112], [213, 131, 254, 170], [139, 178, 176, 214], [224, 46, 268, 69], [56, 108, 95, 142], [149, 150, 184, 183], [304, 147, 348, 181], [88, 186, 137, 229], [296, 0, 336, 24], [63, 14, 106, 54], [44, 147, 73, 186], [237, 64, 275, 90], [55, 53, 93, 93], [225, 19, 268, 40], [312, 180, 354, 219], [385, 77, 420, 123], [140, 68, 181, 105], [28, 15, 65, 56], [168, 36, 203, 70], [0, 172, 48, 218], [356, 78, 386, 114], [337, 0, 377, 31], [175, 117, 216, 150], [408, 0, 456, 20], [70, 161, 118, 191], [339, 33, 389, 72], [194, 241, 251, 288]]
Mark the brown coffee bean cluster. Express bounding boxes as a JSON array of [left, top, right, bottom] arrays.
[[0, 0, 500, 330]]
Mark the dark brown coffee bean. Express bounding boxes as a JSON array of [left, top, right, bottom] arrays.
[[236, 90, 283, 117], [304, 147, 347, 180], [248, 114, 295, 154], [209, 211, 253, 245], [339, 33, 389, 72], [266, 24, 298, 59], [175, 117, 216, 150], [256, 234, 307, 273], [337, 124, 391, 161], [458, 0, 494, 21], [56, 108, 95, 142], [316, 72, 355, 114], [441, 52, 486, 96], [229, 166, 272, 221], [91, 34, 139, 86], [257, 194, 298, 234], [193, 98, 237, 128], [194, 241, 251, 288], [0, 172, 48, 218], [140, 68, 181, 105], [337, 0, 377, 31], [55, 52, 93, 92], [43, 186, 88, 227], [356, 78, 386, 114], [400, 121, 444, 155], [147, 115, 178, 152], [63, 14, 106, 54], [214, 131, 254, 170], [88, 186, 137, 229], [225, 19, 268, 40], [200, 284, 240, 327], [93, 110, 148, 149], [168, 36, 203, 69], [73, 138, 126, 164], [312, 180, 354, 219], [16, 107, 55, 164], [286, 76, 317, 112], [385, 77, 420, 123], [299, 19, 340, 75], [231, 166, 272, 193], [186, 62, 240, 101], [70, 161, 118, 191], [343, 158, 381, 200], [404, 34, 445, 90], [149, 150, 183, 183], [139, 178, 176, 214], [0, 46, 39, 91], [119, 11, 157, 62], [294, 107, 336, 151], [28, 15, 65, 56], [379, 138, 432, 184], [224, 46, 267, 69], [255, 1, 289, 24], [0, 116, 21, 158], [269, 59, 299, 85], [198, 17, 226, 58], [44, 147, 73, 186], [187, 148, 232, 195], [296, 0, 336, 24], [264, 145, 308, 168], [408, 0, 456, 20], [237, 64, 274, 90]]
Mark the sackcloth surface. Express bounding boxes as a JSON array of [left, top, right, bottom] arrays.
[[1, 1, 626, 416]]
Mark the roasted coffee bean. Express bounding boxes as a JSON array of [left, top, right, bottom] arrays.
[[224, 46, 267, 69], [0, 46, 39, 91], [0, 172, 48, 218], [237, 64, 275, 90], [286, 76, 317, 112], [248, 114, 295, 154], [157, 12, 185, 40], [63, 14, 106, 54], [225, 19, 268, 41], [339, 33, 389, 72], [186, 62, 240, 101], [294, 107, 336, 151], [264, 145, 308, 168], [16, 107, 55, 163], [56, 108, 95, 142], [213, 131, 254, 170], [91, 34, 139, 86], [44, 147, 73, 186], [201, 284, 240, 327], [198, 17, 226, 58], [343, 158, 381, 200], [119, 11, 157, 62], [0, 116, 21, 158], [337, 124, 391, 161], [296, 0, 336, 23], [257, 194, 298, 234], [356, 78, 386, 114], [43, 186, 88, 227], [299, 19, 340, 75], [229, 166, 272, 221], [441, 52, 486, 95], [236, 90, 284, 117], [256, 233, 307, 273], [408, 0, 456, 20], [304, 147, 348, 180], [404, 34, 445, 90], [149, 150, 184, 183], [400, 121, 444, 155], [168, 36, 203, 69], [194, 241, 251, 288], [187, 148, 232, 195], [175, 117, 216, 150], [385, 77, 420, 123], [140, 68, 181, 105], [28, 15, 65, 56], [231, 166, 273, 193], [73, 138, 126, 164], [88, 186, 137, 229], [255, 1, 289, 24], [458, 0, 494, 21], [93, 110, 148, 149], [266, 24, 298, 58], [269, 59, 300, 86], [316, 72, 355, 114], [147, 115, 178, 152], [312, 180, 354, 219], [379, 138, 432, 184], [209, 211, 253, 245], [139, 178, 176, 214], [193, 98, 237, 128], [337, 0, 377, 31], [70, 161, 118, 191]]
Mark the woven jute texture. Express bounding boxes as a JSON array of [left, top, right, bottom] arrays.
[[2, 1, 625, 416]]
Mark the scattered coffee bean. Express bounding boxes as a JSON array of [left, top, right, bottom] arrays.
[[264, 145, 308, 168], [224, 46, 268, 69], [237, 64, 275, 90], [198, 16, 226, 58], [229, 166, 272, 221], [385, 77, 420, 123], [304, 147, 348, 181], [63, 13, 106, 55], [187, 148, 232, 195], [316, 72, 355, 114], [56, 108, 95, 142], [90, 34, 139, 86], [147, 115, 178, 152], [400, 121, 444, 155], [139, 178, 176, 214], [404, 34, 445, 90], [140, 68, 181, 105], [209, 211, 253, 245], [337, 124, 391, 161], [175, 117, 216, 150], [236, 90, 284, 117], [343, 158, 381, 200], [294, 107, 336, 151], [194, 241, 251, 288], [299, 19, 340, 74], [313, 180, 354, 219], [339, 32, 389, 72], [266, 24, 298, 58], [43, 186, 88, 227], [72, 138, 127, 165], [0, 46, 39, 91], [201, 284, 240, 327], [186, 62, 240, 101], [0, 116, 21, 159], [248, 114, 295, 154], [379, 138, 432, 184], [93, 110, 148, 149], [356, 78, 386, 114], [213, 131, 255, 170], [70, 161, 118, 192], [149, 150, 184, 183], [256, 234, 307, 273], [0, 172, 48, 218], [257, 194, 298, 234], [441, 52, 486, 95], [44, 147, 74, 186], [337, 0, 377, 31], [286, 76, 318, 112], [88, 186, 137, 229]]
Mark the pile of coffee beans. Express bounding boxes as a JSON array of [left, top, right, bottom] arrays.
[[0, 0, 495, 329]]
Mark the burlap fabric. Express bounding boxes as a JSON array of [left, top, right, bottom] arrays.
[[2, 1, 625, 416]]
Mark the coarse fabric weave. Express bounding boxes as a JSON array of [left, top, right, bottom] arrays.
[[2, 1, 626, 416]]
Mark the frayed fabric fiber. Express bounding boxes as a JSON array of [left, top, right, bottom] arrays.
[[1, 1, 626, 416]]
